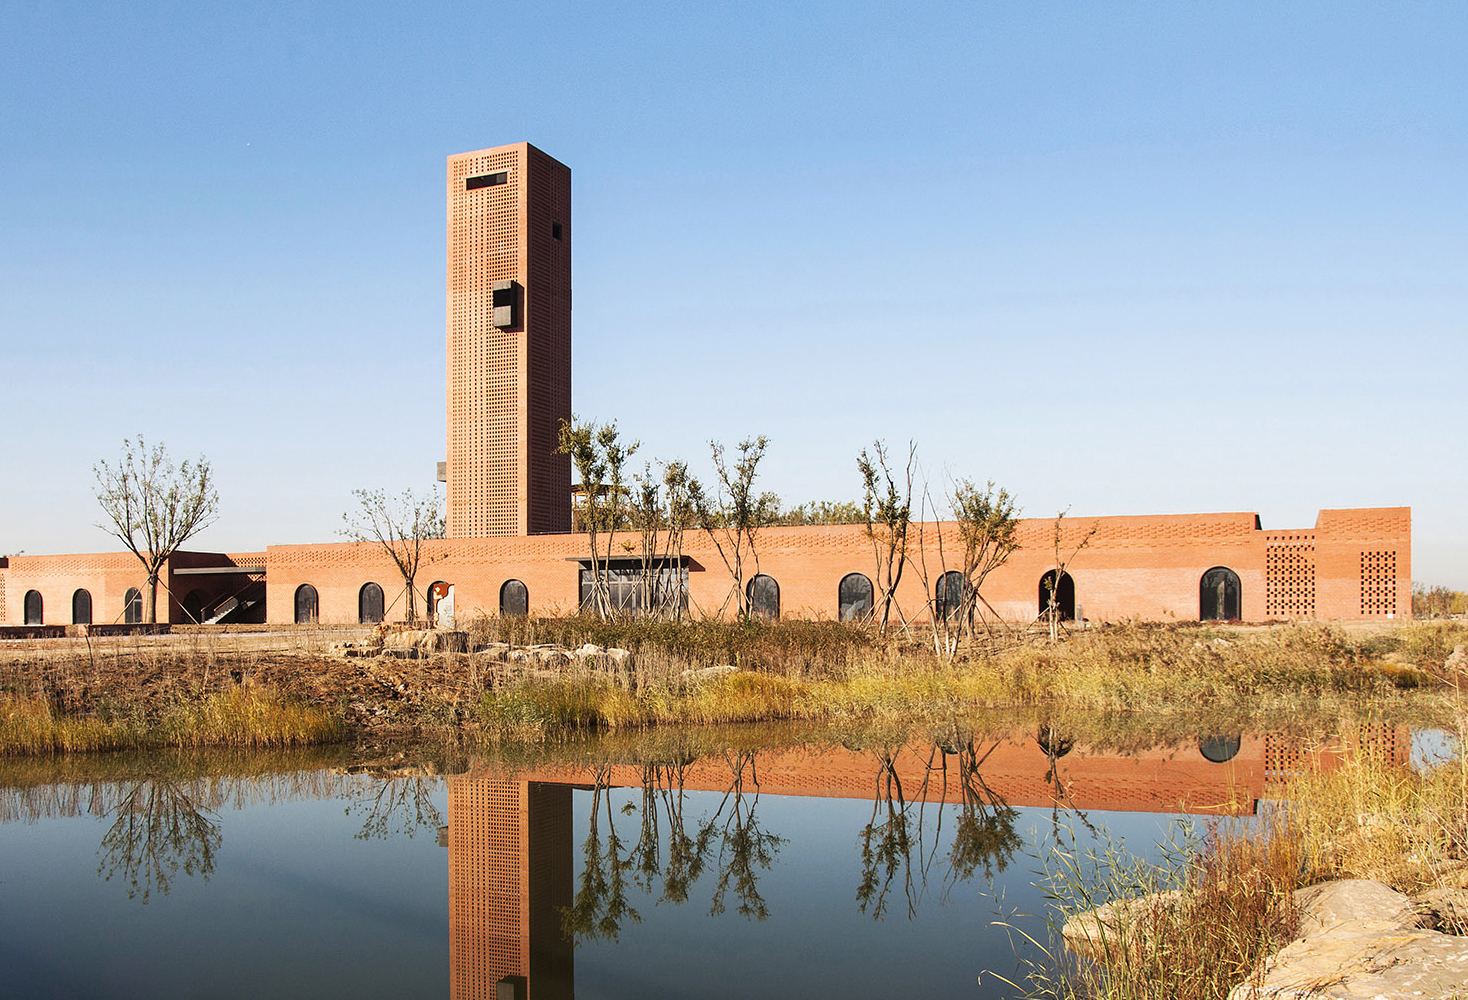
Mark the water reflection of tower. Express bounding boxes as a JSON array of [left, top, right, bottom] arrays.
[[447, 776, 574, 1000]]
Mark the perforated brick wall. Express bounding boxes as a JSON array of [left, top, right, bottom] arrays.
[[1264, 533, 1316, 618], [1358, 550, 1397, 617]]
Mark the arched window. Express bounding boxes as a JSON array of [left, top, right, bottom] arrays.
[[1199, 734, 1242, 764], [72, 589, 93, 625], [500, 579, 528, 617], [1039, 570, 1075, 621], [935, 570, 967, 622], [426, 581, 448, 617], [24, 590, 43, 626], [747, 574, 779, 621], [294, 584, 319, 624], [1036, 725, 1074, 759], [182, 589, 205, 624], [123, 588, 143, 625], [1199, 567, 1241, 621], [358, 582, 385, 624], [838, 573, 874, 622]]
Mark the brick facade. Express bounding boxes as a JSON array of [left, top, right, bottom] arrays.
[[0, 143, 1413, 626]]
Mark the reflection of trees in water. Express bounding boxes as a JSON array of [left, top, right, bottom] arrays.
[[705, 750, 783, 920], [563, 764, 641, 942], [947, 739, 1021, 886], [857, 735, 1023, 920], [0, 765, 432, 905], [562, 750, 785, 942], [351, 777, 444, 841], [96, 777, 222, 904]]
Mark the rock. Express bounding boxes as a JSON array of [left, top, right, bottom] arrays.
[[1445, 644, 1467, 675], [605, 648, 632, 668], [1228, 879, 1468, 1000], [475, 644, 511, 662], [506, 649, 535, 665], [1415, 887, 1468, 935], [532, 648, 571, 668], [418, 630, 469, 654], [574, 643, 603, 658], [383, 629, 422, 648], [679, 665, 738, 685], [1061, 890, 1181, 963]]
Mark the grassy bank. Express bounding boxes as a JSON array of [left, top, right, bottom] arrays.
[[1034, 707, 1467, 999], [0, 685, 344, 755], [476, 620, 1468, 738]]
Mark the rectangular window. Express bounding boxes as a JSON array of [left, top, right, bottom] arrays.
[[465, 172, 508, 191], [579, 564, 689, 617], [552, 222, 563, 240]]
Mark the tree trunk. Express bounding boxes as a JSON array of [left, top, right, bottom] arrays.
[[145, 572, 160, 624]]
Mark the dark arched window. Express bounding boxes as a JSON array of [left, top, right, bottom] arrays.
[[123, 588, 142, 625], [24, 590, 43, 626], [1199, 567, 1241, 621], [182, 589, 205, 624], [1039, 570, 1075, 621], [1199, 734, 1242, 763], [935, 570, 967, 622], [358, 582, 384, 624], [1036, 725, 1074, 759], [838, 573, 874, 622], [500, 579, 528, 617], [72, 589, 93, 625], [747, 574, 779, 621], [294, 584, 319, 624]]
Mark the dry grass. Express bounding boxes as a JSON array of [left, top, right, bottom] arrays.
[[475, 621, 1464, 738], [0, 685, 343, 755], [1029, 664, 1467, 1000], [1028, 817, 1305, 1000]]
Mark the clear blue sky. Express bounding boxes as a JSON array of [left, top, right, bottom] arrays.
[[2, 1, 1464, 587]]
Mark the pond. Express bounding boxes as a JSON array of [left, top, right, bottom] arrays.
[[0, 721, 1422, 999]]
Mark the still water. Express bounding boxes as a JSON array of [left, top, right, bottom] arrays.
[[0, 725, 1403, 999]]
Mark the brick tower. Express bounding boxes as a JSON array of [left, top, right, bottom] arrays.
[[446, 143, 572, 538]]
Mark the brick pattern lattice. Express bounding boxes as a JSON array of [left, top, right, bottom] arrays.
[[448, 777, 524, 998], [1264, 533, 1316, 618], [446, 143, 572, 539], [1358, 550, 1397, 617]]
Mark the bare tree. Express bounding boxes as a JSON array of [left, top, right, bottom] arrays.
[[340, 487, 445, 623], [94, 436, 219, 624], [559, 418, 639, 618], [690, 437, 778, 621], [1043, 508, 1099, 641], [857, 440, 915, 634]]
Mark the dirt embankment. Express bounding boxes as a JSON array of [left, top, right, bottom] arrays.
[[0, 629, 493, 738]]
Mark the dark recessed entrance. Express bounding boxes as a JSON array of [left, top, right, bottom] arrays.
[[1200, 566, 1241, 621]]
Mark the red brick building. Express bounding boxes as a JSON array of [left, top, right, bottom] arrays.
[[0, 143, 1411, 627]]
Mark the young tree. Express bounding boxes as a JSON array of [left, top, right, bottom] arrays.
[[1043, 508, 1099, 641], [340, 487, 445, 623], [951, 479, 1021, 633], [628, 459, 696, 620], [690, 436, 778, 621], [94, 436, 220, 624], [858, 440, 915, 634], [559, 418, 638, 618]]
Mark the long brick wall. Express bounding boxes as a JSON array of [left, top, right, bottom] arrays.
[[0, 506, 1407, 626]]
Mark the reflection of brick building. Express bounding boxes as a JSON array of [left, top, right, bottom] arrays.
[[0, 142, 1411, 626], [448, 777, 573, 1000], [442, 729, 1402, 998]]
